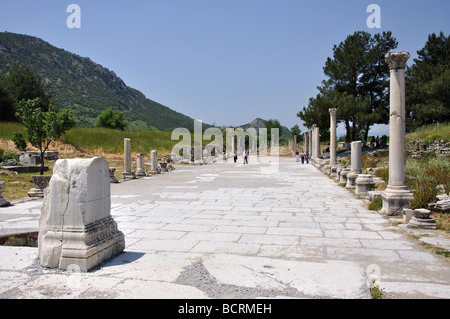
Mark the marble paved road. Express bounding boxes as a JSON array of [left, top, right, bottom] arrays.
[[0, 157, 449, 299]]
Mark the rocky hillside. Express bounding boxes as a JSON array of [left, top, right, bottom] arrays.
[[0, 32, 200, 131], [240, 118, 291, 139]]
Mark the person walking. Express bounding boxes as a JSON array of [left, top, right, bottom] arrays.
[[244, 150, 248, 164], [233, 152, 237, 163], [301, 152, 305, 164], [305, 152, 309, 164]]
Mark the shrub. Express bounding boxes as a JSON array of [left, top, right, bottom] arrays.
[[407, 157, 450, 209], [95, 108, 128, 131], [0, 148, 17, 162], [12, 132, 27, 152], [368, 197, 383, 211], [375, 167, 389, 183]]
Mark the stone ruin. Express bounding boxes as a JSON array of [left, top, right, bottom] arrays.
[[38, 157, 125, 272], [407, 139, 450, 158], [429, 194, 450, 213], [404, 208, 437, 230], [0, 151, 58, 174], [0, 181, 10, 207]]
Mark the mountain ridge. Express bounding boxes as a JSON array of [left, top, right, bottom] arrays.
[[239, 118, 291, 139], [0, 31, 201, 131]]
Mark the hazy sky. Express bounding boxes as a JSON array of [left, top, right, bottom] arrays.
[[1, 0, 449, 136]]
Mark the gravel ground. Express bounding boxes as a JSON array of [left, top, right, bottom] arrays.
[[174, 260, 314, 299]]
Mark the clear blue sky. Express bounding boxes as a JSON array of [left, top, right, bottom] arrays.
[[1, 0, 449, 136]]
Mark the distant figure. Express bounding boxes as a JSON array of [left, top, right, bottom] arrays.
[[233, 152, 237, 163], [296, 151, 300, 162], [243, 151, 248, 164], [301, 152, 305, 164], [305, 152, 309, 164]]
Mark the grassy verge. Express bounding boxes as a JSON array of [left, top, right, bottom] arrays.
[[406, 123, 450, 144], [61, 127, 178, 155], [0, 123, 183, 201]]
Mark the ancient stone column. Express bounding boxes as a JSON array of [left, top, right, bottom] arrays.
[[382, 51, 414, 216], [304, 131, 310, 155], [346, 141, 361, 189], [38, 157, 125, 272], [329, 108, 337, 166], [136, 154, 146, 176], [351, 141, 362, 174], [122, 138, 136, 180], [311, 125, 316, 158], [293, 135, 298, 154], [308, 130, 312, 156], [312, 125, 320, 158], [0, 182, 10, 207], [28, 175, 52, 198], [150, 150, 159, 174]]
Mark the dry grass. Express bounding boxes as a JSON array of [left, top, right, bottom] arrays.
[[432, 213, 450, 233], [0, 137, 134, 201]]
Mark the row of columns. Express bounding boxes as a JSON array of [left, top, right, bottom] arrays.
[[303, 51, 412, 216], [122, 138, 160, 180]]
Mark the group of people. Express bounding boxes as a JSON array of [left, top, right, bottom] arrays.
[[295, 151, 309, 164], [233, 151, 248, 164], [223, 151, 249, 164], [370, 135, 388, 149]]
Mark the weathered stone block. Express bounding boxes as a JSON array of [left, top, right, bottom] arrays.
[[355, 174, 376, 196], [381, 189, 414, 216], [346, 172, 358, 189], [0, 182, 10, 207], [150, 150, 159, 174], [28, 175, 52, 198], [109, 167, 119, 183], [339, 168, 351, 184], [407, 209, 436, 230], [38, 157, 125, 272], [136, 154, 146, 176]]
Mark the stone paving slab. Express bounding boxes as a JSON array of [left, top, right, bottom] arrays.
[[0, 157, 449, 299]]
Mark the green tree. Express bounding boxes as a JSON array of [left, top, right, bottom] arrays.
[[297, 85, 333, 142], [95, 108, 128, 131], [290, 124, 302, 138], [0, 72, 16, 121], [265, 119, 282, 143], [12, 132, 27, 152], [4, 63, 52, 116], [14, 98, 77, 175], [406, 32, 450, 131], [323, 31, 397, 144], [298, 31, 397, 144]]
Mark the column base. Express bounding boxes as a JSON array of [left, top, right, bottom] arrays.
[[122, 172, 136, 180], [346, 172, 358, 189], [355, 174, 376, 196], [381, 188, 414, 216], [136, 169, 146, 177], [0, 198, 10, 207], [40, 217, 125, 272]]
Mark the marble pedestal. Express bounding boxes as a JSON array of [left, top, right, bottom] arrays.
[[355, 174, 376, 196]]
